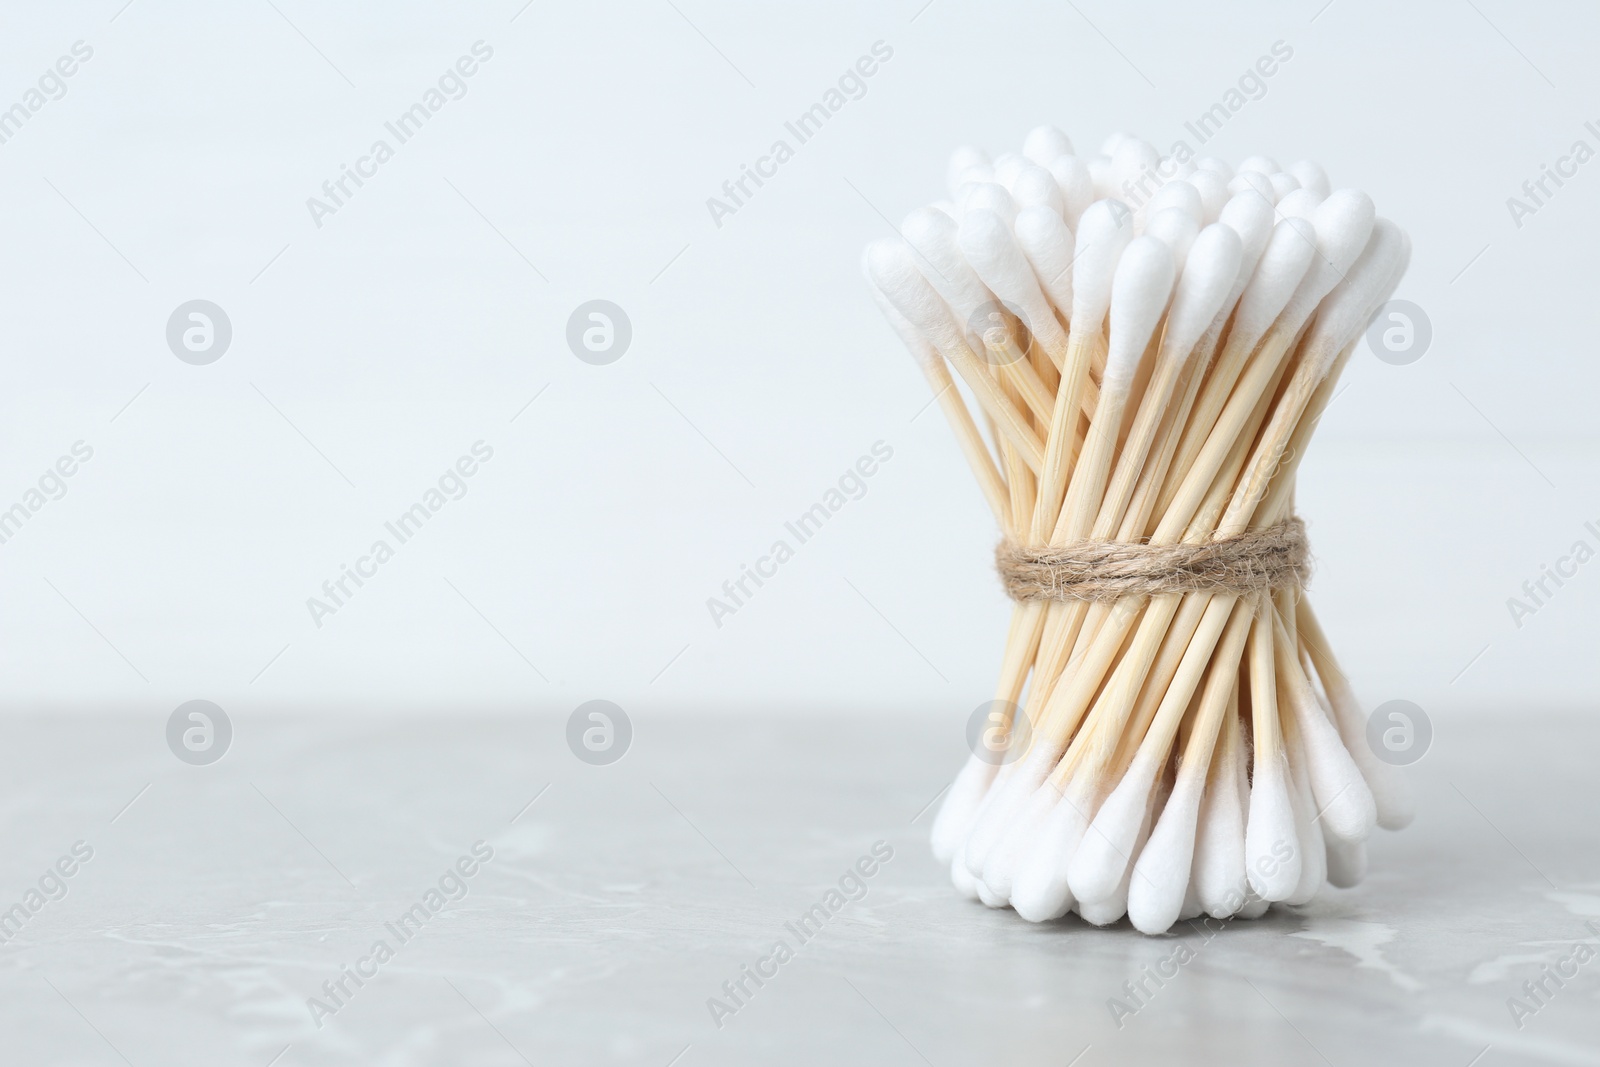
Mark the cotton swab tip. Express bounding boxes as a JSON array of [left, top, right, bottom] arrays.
[[1163, 223, 1243, 357], [1105, 236, 1175, 387], [1023, 123, 1074, 164], [960, 181, 1020, 225], [1269, 172, 1303, 202], [991, 151, 1028, 191], [1304, 217, 1406, 373], [1142, 206, 1199, 266], [1145, 179, 1203, 223], [901, 206, 992, 318], [1245, 756, 1302, 901], [1188, 169, 1231, 223], [1228, 170, 1274, 202], [1217, 189, 1275, 276], [1068, 760, 1157, 904], [1288, 159, 1331, 199], [1275, 187, 1322, 221], [1013, 205, 1076, 314], [1127, 777, 1203, 935], [1231, 216, 1317, 342], [863, 238, 960, 347], [1048, 155, 1096, 225], [1069, 198, 1135, 327], [1011, 162, 1065, 217]]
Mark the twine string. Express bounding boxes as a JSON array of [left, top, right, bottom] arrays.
[[996, 517, 1311, 603]]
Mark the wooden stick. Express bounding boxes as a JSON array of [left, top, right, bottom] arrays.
[[1027, 328, 1102, 541], [984, 329, 1057, 427], [920, 353, 1011, 529], [938, 333, 1045, 471]]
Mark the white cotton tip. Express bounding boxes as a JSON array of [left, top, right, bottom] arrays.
[[959, 208, 1066, 350], [1023, 123, 1075, 165], [1082, 796, 1154, 928], [1068, 756, 1159, 904], [1045, 155, 1095, 227], [1077, 877, 1130, 927], [1368, 231, 1412, 336], [1161, 224, 1243, 361], [1217, 190, 1276, 287], [931, 753, 1001, 862], [866, 282, 942, 374], [975, 876, 1009, 908], [1014, 206, 1075, 315], [1325, 837, 1367, 888], [1288, 160, 1331, 200], [1194, 761, 1249, 918], [1315, 189, 1379, 265], [1011, 162, 1065, 217], [1195, 156, 1234, 180], [950, 848, 982, 900], [1284, 739, 1326, 906], [951, 177, 988, 206], [1238, 895, 1271, 919], [1111, 138, 1162, 195], [1269, 172, 1302, 202], [1009, 778, 1096, 921], [947, 146, 991, 197], [1302, 218, 1406, 372], [950, 178, 989, 207], [1244, 752, 1301, 901], [900, 207, 993, 320], [962, 747, 1054, 876], [1100, 131, 1134, 156], [1237, 154, 1279, 176], [1128, 771, 1205, 935], [1088, 154, 1117, 199], [1069, 198, 1136, 329], [953, 770, 1007, 867], [959, 181, 1019, 226], [1318, 679, 1415, 831], [1188, 169, 1231, 224], [1145, 180, 1203, 223], [1229, 217, 1317, 347], [992, 151, 1028, 191], [1228, 170, 1275, 201], [1278, 189, 1377, 329], [1275, 187, 1322, 221], [864, 238, 964, 351], [1285, 667, 1377, 842], [1141, 208, 1199, 273], [1105, 236, 1176, 389], [980, 779, 1060, 901]]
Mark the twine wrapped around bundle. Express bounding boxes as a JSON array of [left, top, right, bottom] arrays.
[[996, 517, 1311, 603]]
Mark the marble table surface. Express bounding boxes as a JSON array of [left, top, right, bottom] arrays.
[[1, 710, 1597, 1066]]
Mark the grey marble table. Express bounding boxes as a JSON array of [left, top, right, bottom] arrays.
[[0, 710, 1596, 1066]]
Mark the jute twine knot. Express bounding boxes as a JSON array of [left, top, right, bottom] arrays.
[[996, 517, 1312, 603]]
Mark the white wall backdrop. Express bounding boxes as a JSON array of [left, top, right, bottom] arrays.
[[1, 0, 1597, 719]]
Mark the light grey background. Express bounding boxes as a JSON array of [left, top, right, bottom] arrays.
[[1, 0, 1596, 721]]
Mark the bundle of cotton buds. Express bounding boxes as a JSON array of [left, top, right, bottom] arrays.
[[862, 128, 1415, 934]]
